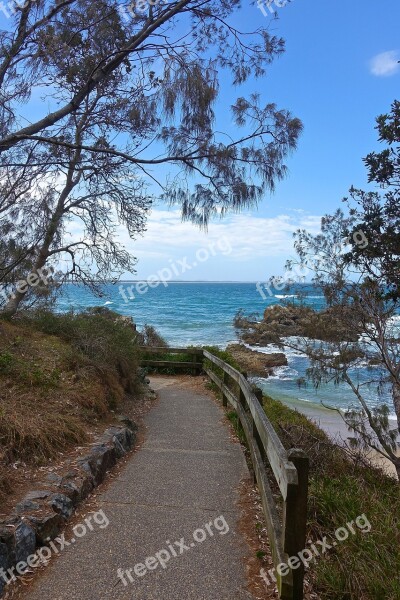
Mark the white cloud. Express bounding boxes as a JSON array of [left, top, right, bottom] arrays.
[[117, 209, 322, 279], [125, 209, 322, 259], [63, 207, 323, 280], [369, 51, 400, 77]]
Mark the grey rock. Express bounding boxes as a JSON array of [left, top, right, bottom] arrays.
[[0, 525, 15, 586], [76, 458, 92, 477], [61, 472, 94, 503], [0, 542, 9, 578], [27, 513, 65, 545], [81, 445, 117, 485], [14, 521, 36, 564], [116, 415, 137, 431], [15, 500, 41, 514], [105, 426, 135, 452], [45, 473, 62, 485], [25, 491, 51, 501], [48, 494, 74, 519], [0, 425, 137, 597]]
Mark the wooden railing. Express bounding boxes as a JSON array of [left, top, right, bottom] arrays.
[[139, 347, 203, 375], [140, 347, 309, 599]]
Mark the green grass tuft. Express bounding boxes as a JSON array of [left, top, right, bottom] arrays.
[[263, 394, 400, 600]]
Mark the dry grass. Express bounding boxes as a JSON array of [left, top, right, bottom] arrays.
[[263, 395, 400, 600], [0, 312, 139, 504]]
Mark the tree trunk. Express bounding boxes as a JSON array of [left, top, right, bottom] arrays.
[[1, 291, 26, 317], [392, 382, 400, 437], [0, 160, 79, 317], [0, 253, 50, 317]]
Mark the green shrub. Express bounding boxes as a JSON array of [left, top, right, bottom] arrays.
[[138, 324, 169, 348], [0, 352, 13, 373], [18, 307, 140, 394], [140, 347, 201, 375], [263, 394, 400, 600]]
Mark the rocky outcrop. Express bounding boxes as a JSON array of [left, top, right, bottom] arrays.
[[0, 423, 136, 596], [227, 344, 287, 377], [239, 304, 359, 345]]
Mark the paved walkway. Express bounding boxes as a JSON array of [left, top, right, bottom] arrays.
[[20, 377, 255, 600]]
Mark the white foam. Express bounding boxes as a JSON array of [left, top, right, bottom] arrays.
[[274, 294, 298, 299], [267, 366, 299, 381]]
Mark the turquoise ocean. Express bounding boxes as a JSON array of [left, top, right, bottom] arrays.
[[57, 282, 395, 418]]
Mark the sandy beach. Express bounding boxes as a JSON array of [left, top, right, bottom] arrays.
[[274, 394, 399, 479]]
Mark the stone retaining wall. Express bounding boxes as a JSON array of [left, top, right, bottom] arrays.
[[0, 422, 136, 595]]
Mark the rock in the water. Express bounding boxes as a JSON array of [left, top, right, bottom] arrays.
[[227, 344, 287, 377]]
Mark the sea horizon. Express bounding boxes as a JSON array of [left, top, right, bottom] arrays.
[[57, 281, 395, 419]]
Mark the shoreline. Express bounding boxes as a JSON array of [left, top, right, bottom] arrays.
[[262, 390, 399, 479]]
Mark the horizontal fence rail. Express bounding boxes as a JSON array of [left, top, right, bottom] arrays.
[[139, 347, 203, 375], [139, 347, 309, 600]]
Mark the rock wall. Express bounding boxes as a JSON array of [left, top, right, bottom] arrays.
[[0, 423, 136, 595]]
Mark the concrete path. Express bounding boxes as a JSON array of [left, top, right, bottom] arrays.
[[20, 377, 255, 600]]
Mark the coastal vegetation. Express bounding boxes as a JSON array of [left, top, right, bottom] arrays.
[[264, 394, 400, 600], [0, 308, 148, 506], [203, 344, 399, 599], [236, 103, 400, 481], [0, 0, 301, 316]]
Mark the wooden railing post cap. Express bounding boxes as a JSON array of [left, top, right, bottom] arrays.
[[288, 448, 308, 461]]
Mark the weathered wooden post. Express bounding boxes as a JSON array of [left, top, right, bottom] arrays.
[[239, 371, 248, 411], [222, 371, 229, 407], [283, 448, 309, 600], [191, 351, 196, 376]]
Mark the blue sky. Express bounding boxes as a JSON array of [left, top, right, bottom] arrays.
[[131, 0, 400, 281], [2, 0, 399, 281]]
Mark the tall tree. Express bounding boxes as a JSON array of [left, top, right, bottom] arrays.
[[235, 102, 400, 479], [282, 103, 400, 479], [1, 0, 302, 313], [345, 100, 400, 300], [0, 0, 302, 222], [1, 89, 150, 314]]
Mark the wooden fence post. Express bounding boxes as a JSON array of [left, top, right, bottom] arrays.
[[239, 371, 248, 411], [192, 349, 309, 600], [198, 351, 204, 375], [283, 449, 309, 600], [222, 371, 229, 407], [253, 387, 265, 462]]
